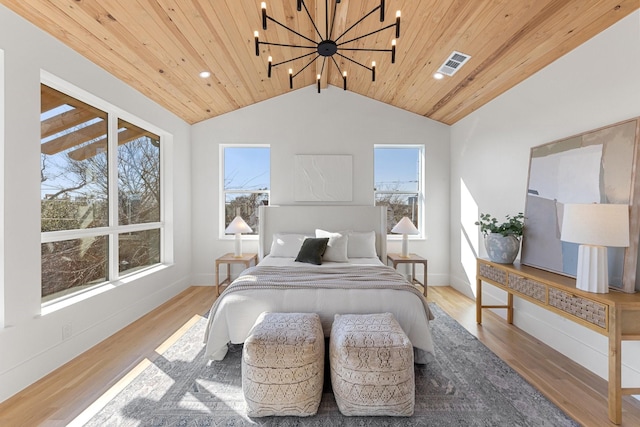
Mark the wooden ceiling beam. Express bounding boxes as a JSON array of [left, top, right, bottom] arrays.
[[67, 128, 151, 162], [41, 121, 107, 156]]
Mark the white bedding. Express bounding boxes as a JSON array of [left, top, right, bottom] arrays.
[[203, 257, 435, 363], [258, 255, 385, 267]]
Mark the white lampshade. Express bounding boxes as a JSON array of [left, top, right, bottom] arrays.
[[561, 204, 629, 247], [391, 217, 419, 258], [391, 217, 419, 235], [225, 216, 252, 257], [225, 215, 253, 234], [560, 203, 630, 293]]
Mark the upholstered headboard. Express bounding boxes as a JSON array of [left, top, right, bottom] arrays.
[[258, 205, 387, 261]]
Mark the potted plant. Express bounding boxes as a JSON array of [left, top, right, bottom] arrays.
[[475, 212, 525, 264]]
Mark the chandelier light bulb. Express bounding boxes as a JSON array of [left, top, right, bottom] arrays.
[[391, 39, 396, 63]]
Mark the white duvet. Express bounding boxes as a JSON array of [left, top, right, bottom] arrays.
[[203, 256, 435, 363]]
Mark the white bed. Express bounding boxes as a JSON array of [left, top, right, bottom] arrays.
[[203, 205, 434, 363]]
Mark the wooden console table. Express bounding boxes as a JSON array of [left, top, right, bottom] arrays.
[[476, 258, 640, 424]]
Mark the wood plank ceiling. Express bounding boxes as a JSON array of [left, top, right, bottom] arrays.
[[2, 0, 638, 125]]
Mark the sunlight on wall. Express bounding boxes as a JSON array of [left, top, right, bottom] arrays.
[[460, 178, 479, 296]]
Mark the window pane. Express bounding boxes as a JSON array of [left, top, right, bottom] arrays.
[[41, 84, 108, 232], [225, 192, 269, 234], [41, 236, 108, 301], [376, 193, 420, 233], [224, 147, 270, 191], [118, 119, 160, 225], [374, 147, 420, 192], [119, 229, 160, 274]]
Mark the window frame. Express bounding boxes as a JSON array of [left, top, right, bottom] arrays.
[[219, 144, 270, 240], [40, 72, 167, 307], [373, 144, 425, 238]]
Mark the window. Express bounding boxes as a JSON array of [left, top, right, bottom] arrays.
[[220, 145, 270, 236], [374, 145, 424, 234], [40, 82, 162, 303]]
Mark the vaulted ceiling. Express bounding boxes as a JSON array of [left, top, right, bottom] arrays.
[[2, 0, 637, 125]]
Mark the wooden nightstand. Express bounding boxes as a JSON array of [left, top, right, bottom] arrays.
[[215, 253, 258, 296], [387, 253, 428, 297]]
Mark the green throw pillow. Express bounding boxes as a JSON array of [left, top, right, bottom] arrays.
[[295, 237, 329, 265]]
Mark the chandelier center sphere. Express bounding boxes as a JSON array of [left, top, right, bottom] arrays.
[[317, 40, 338, 57]]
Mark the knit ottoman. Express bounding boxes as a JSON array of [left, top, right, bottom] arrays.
[[330, 312, 415, 416], [242, 312, 324, 417]]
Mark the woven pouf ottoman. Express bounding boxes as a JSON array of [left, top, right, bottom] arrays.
[[330, 312, 415, 416], [242, 312, 324, 417]]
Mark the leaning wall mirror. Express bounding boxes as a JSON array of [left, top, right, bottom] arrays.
[[521, 117, 640, 293]]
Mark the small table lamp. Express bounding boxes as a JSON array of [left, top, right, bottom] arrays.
[[560, 203, 630, 293], [225, 215, 253, 257], [391, 216, 419, 258]]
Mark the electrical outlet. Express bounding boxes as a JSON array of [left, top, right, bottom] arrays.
[[62, 322, 72, 340]]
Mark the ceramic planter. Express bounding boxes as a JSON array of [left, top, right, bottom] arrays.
[[484, 233, 521, 264]]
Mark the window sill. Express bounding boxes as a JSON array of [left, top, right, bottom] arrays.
[[41, 263, 171, 316], [387, 234, 427, 240]]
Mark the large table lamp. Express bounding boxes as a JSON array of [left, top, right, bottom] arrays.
[[560, 203, 630, 293], [391, 216, 419, 258], [225, 215, 253, 257]]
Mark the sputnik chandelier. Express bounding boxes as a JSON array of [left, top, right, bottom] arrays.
[[254, 0, 401, 93]]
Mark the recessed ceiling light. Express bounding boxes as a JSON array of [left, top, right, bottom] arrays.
[[199, 71, 211, 78], [433, 72, 444, 80]]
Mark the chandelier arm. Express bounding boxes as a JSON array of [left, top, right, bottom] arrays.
[[330, 55, 343, 75], [337, 23, 397, 47], [334, 5, 380, 43], [329, 0, 338, 40], [266, 15, 317, 45], [259, 41, 316, 50], [331, 56, 348, 91], [335, 52, 372, 71], [271, 51, 317, 68], [292, 54, 320, 78], [325, 0, 329, 39], [299, 0, 323, 41], [338, 47, 392, 52]]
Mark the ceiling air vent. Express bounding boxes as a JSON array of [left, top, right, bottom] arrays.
[[437, 51, 471, 76]]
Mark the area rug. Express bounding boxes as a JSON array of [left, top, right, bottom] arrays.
[[82, 304, 578, 426]]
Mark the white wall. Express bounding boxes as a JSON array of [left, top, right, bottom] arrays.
[[191, 87, 450, 285], [0, 5, 192, 403], [450, 11, 640, 383]]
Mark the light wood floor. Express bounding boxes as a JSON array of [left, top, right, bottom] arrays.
[[1, 285, 640, 426]]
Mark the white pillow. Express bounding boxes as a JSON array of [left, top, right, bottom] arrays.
[[315, 229, 349, 262], [269, 233, 309, 257], [347, 231, 377, 258]]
